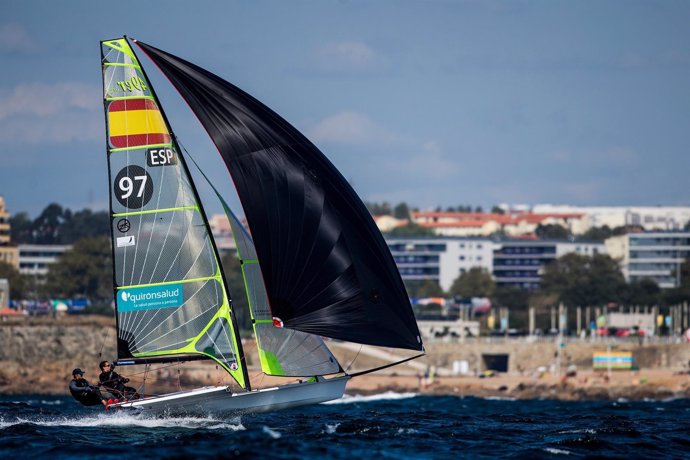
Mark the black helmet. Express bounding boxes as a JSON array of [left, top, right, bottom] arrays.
[[72, 368, 85, 376]]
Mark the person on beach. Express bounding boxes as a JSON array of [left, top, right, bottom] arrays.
[[98, 361, 139, 400], [68, 368, 107, 407]]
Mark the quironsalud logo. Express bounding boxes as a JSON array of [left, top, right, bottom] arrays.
[[118, 284, 183, 312]]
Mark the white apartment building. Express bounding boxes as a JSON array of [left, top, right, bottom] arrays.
[[493, 239, 606, 289], [605, 232, 690, 288], [387, 236, 606, 292], [18, 244, 73, 277], [386, 237, 494, 292]]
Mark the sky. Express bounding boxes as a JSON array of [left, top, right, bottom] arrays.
[[2, 0, 690, 218]]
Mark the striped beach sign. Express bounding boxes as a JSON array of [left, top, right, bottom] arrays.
[[593, 351, 633, 370]]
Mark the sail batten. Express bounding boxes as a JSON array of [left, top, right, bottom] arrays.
[[135, 40, 423, 352], [101, 38, 249, 388]]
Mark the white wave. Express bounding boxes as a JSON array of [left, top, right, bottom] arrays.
[[323, 391, 417, 405], [262, 425, 282, 439], [14, 399, 65, 406], [557, 428, 596, 435], [0, 412, 244, 431], [396, 428, 419, 435], [324, 422, 340, 434], [482, 396, 517, 401], [544, 447, 571, 455]]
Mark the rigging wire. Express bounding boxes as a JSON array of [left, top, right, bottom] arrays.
[[344, 345, 363, 374], [97, 327, 110, 358]]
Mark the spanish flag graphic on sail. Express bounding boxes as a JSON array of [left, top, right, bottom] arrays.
[[108, 98, 170, 148]]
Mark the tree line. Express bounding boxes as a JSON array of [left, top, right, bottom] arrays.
[[11, 203, 110, 245]]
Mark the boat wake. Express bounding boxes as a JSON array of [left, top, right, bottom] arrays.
[[0, 412, 245, 431], [323, 391, 417, 405]]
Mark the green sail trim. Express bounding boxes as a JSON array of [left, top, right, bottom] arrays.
[[258, 349, 284, 375], [102, 38, 137, 61]]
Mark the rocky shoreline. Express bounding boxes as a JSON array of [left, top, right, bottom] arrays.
[[344, 370, 690, 401]]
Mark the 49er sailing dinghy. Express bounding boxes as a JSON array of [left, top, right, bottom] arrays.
[[100, 37, 423, 416]]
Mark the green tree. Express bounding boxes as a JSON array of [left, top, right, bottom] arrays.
[[393, 202, 411, 220], [387, 223, 435, 237], [582, 225, 613, 242], [492, 285, 529, 310], [0, 261, 26, 299], [9, 212, 32, 244], [619, 278, 661, 307], [449, 267, 495, 298], [43, 236, 113, 301], [365, 201, 392, 215], [535, 224, 569, 240], [32, 203, 70, 244], [404, 279, 444, 298], [61, 209, 110, 243], [490, 206, 505, 215], [541, 253, 625, 307]]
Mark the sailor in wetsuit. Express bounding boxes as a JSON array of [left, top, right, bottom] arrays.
[[69, 368, 107, 407], [98, 361, 139, 401]]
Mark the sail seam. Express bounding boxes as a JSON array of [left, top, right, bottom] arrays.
[[110, 143, 173, 153], [113, 205, 198, 217], [117, 275, 220, 290], [104, 63, 141, 69]]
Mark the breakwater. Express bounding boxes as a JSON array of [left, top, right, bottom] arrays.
[[1, 316, 689, 399]]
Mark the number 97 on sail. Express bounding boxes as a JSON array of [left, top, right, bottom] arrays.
[[114, 165, 153, 209]]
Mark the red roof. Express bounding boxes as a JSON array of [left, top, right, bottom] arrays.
[[418, 220, 492, 228]]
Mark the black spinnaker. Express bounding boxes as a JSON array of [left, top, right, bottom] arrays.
[[135, 40, 423, 352]]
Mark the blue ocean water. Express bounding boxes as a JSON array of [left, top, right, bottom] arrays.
[[1, 392, 688, 459]]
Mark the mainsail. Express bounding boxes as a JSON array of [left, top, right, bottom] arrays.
[[135, 40, 424, 352], [101, 38, 248, 388]]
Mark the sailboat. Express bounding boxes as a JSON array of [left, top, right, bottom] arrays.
[[100, 37, 423, 416]]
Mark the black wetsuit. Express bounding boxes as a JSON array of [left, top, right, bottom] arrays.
[[69, 378, 104, 406], [99, 370, 139, 400]]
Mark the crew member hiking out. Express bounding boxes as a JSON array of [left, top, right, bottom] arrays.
[[98, 361, 139, 400], [69, 368, 107, 407]]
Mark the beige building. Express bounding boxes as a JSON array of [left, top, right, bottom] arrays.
[[372, 215, 409, 232], [0, 196, 18, 269]]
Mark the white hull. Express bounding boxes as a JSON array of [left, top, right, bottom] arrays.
[[111, 376, 350, 417]]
